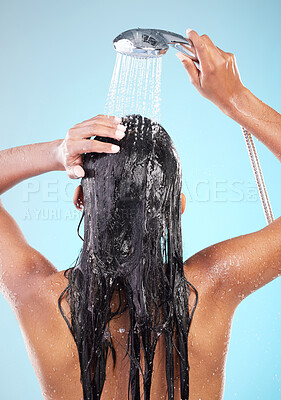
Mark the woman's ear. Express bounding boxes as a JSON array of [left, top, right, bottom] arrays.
[[181, 193, 186, 215], [73, 185, 84, 211]]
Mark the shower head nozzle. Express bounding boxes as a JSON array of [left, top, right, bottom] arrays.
[[113, 28, 192, 58]]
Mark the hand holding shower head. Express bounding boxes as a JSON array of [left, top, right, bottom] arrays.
[[113, 28, 193, 58]]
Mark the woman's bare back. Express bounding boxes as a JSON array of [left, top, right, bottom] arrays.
[[15, 258, 235, 400], [2, 191, 280, 399]]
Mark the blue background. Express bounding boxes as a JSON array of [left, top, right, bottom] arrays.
[[0, 0, 280, 398]]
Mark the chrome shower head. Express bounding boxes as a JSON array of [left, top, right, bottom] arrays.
[[113, 28, 192, 58]]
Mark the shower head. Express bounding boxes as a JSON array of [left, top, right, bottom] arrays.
[[113, 28, 192, 58]]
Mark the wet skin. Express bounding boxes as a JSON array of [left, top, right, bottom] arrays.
[[1, 29, 281, 399], [1, 205, 281, 400]]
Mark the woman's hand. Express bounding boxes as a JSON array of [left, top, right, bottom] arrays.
[[176, 29, 246, 114], [57, 114, 126, 179]]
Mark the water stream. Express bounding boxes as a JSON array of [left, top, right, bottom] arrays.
[[104, 53, 162, 122]]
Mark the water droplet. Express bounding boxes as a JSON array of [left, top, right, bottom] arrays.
[[104, 53, 162, 122]]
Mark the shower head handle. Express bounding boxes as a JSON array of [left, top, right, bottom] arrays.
[[157, 30, 190, 46], [113, 28, 192, 58]]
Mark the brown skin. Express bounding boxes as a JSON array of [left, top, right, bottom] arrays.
[[0, 29, 281, 400]]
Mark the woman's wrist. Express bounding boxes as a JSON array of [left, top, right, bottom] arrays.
[[0, 140, 65, 196], [218, 85, 248, 120], [219, 85, 250, 120], [218, 86, 281, 162], [52, 139, 65, 171]]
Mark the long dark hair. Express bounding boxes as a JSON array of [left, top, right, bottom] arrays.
[[59, 114, 198, 400]]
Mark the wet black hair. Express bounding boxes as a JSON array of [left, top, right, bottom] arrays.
[[59, 114, 198, 400]]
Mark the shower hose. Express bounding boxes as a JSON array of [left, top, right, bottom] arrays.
[[241, 127, 274, 225]]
